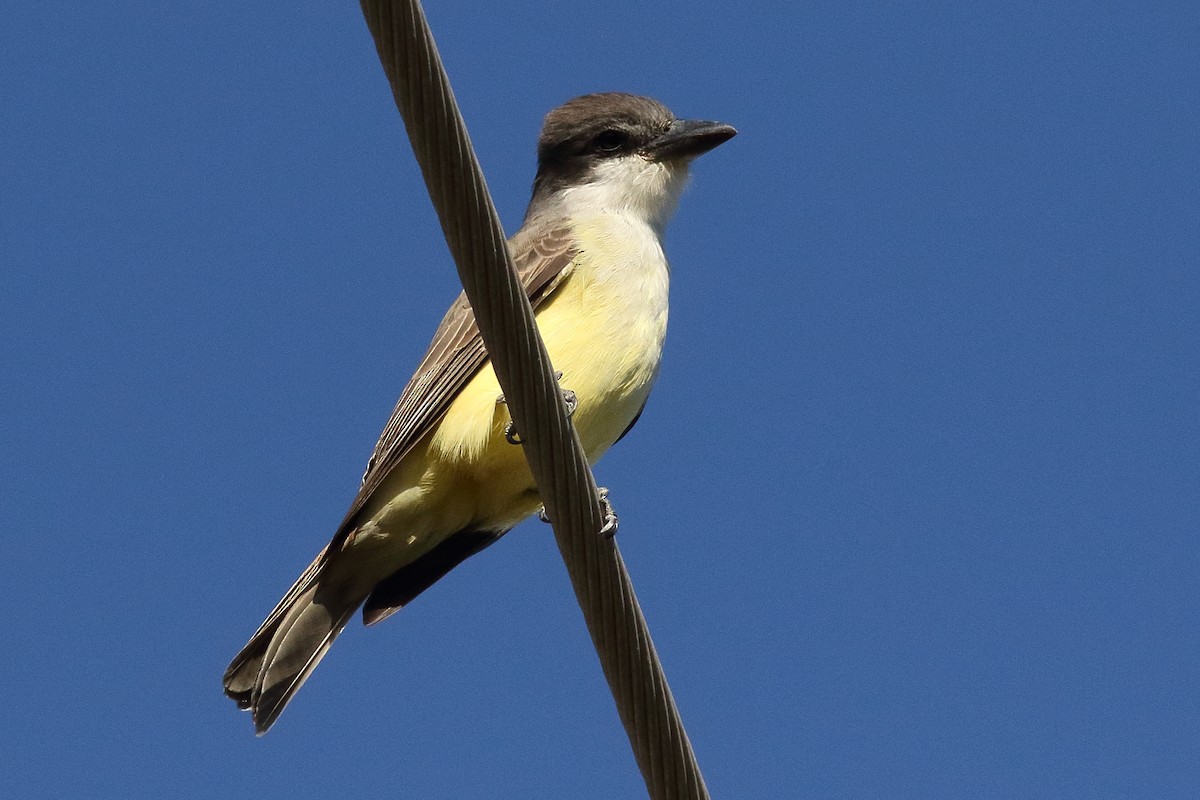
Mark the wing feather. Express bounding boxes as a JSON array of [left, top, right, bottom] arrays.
[[333, 224, 577, 538]]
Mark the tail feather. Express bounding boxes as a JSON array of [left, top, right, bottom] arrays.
[[224, 526, 506, 732], [222, 547, 328, 706], [223, 552, 365, 733], [249, 584, 360, 733]]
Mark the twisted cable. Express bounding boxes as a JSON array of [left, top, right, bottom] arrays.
[[359, 3, 710, 797]]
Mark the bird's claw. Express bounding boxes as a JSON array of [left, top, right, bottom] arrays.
[[504, 420, 523, 445], [536, 487, 619, 539], [501, 371, 575, 446], [597, 487, 618, 538]]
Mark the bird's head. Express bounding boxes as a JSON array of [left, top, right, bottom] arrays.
[[528, 93, 736, 231]]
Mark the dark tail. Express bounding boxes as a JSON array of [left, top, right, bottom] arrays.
[[224, 528, 505, 732], [223, 551, 364, 734]]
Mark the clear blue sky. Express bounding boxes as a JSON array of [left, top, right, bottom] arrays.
[[3, 2, 1197, 798]]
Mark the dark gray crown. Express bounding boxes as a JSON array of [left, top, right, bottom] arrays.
[[532, 93, 675, 197]]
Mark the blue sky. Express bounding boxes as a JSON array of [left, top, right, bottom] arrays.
[[3, 2, 1197, 798]]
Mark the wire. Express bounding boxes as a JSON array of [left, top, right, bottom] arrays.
[[359, 2, 711, 797]]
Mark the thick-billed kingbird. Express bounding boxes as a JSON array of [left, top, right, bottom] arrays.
[[223, 92, 736, 732]]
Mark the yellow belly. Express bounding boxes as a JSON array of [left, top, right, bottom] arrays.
[[350, 213, 669, 569]]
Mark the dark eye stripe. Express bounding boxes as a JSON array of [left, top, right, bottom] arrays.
[[593, 129, 630, 153]]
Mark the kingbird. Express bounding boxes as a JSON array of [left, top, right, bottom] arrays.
[[223, 92, 735, 732]]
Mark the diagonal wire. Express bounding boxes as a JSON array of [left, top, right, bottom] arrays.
[[358, 2, 710, 798]]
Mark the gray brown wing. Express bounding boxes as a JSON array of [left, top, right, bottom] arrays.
[[334, 224, 578, 536], [227, 226, 577, 659]]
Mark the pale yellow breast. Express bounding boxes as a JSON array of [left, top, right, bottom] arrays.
[[429, 213, 668, 515], [535, 213, 670, 458], [355, 213, 671, 556]]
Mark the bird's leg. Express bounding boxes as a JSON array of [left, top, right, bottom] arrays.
[[498, 371, 575, 445], [560, 387, 579, 416], [597, 487, 618, 538], [538, 487, 619, 539]]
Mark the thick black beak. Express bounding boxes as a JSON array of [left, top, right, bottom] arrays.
[[640, 119, 737, 162]]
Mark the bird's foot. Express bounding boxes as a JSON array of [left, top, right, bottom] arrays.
[[597, 487, 618, 538], [500, 371, 575, 445], [537, 487, 618, 538]]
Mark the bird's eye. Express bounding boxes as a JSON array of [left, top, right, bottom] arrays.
[[592, 129, 629, 153]]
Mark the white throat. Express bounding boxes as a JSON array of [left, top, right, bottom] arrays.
[[556, 155, 691, 235]]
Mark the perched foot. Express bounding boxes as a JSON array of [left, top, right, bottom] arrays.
[[500, 371, 576, 445], [537, 488, 618, 538], [504, 421, 523, 445], [560, 388, 578, 416], [597, 487, 618, 538]]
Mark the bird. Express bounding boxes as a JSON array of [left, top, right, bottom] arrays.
[[223, 92, 736, 733]]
